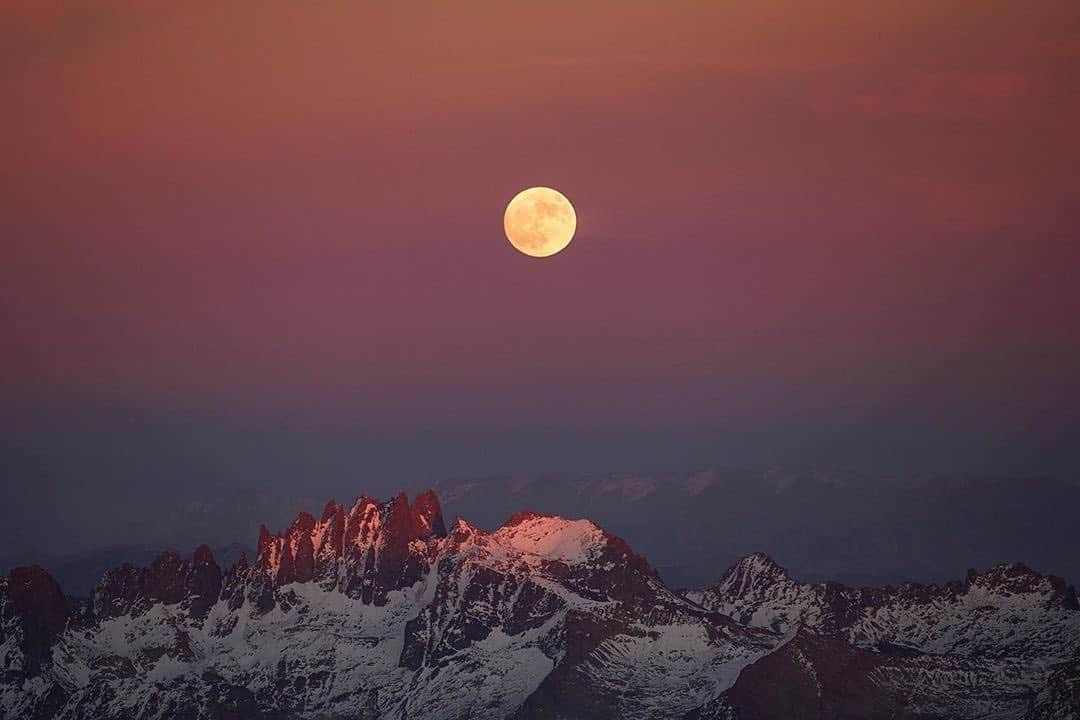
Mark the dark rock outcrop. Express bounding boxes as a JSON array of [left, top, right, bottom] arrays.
[[94, 547, 222, 620], [0, 565, 68, 675], [685, 630, 924, 720]]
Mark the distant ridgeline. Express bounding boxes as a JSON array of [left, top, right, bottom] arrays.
[[431, 470, 1080, 589]]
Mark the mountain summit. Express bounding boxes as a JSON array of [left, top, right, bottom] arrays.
[[2, 490, 1078, 720]]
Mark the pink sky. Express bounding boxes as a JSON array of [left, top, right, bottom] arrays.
[[2, 0, 1078, 455]]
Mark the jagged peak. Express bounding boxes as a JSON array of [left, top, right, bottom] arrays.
[[446, 517, 486, 552], [152, 550, 184, 566], [414, 489, 439, 502], [192, 544, 216, 567], [732, 552, 789, 575], [704, 554, 1079, 615], [320, 499, 342, 521], [383, 491, 410, 516], [250, 491, 449, 588], [979, 561, 1039, 578], [93, 547, 222, 621], [348, 494, 378, 516], [967, 562, 1079, 608], [260, 491, 447, 541], [411, 489, 447, 539], [716, 552, 793, 591], [450, 516, 483, 536], [968, 562, 1045, 590], [6, 564, 63, 593], [289, 511, 316, 532]]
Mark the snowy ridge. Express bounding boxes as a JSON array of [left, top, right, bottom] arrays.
[[684, 553, 1080, 719], [688, 553, 1080, 661], [2, 494, 1078, 720], [492, 513, 607, 564], [1, 491, 774, 720]]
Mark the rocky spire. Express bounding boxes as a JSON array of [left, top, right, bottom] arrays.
[[250, 490, 448, 607], [716, 553, 793, 595], [411, 489, 447, 540]]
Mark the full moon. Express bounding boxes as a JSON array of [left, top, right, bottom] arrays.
[[503, 186, 577, 258]]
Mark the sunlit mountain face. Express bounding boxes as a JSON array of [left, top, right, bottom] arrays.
[[3, 490, 1079, 719], [9, 469, 1078, 601], [432, 470, 1080, 589]]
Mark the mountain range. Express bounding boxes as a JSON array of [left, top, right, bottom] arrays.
[[7, 468, 1077, 598], [431, 470, 1080, 589], [2, 490, 1078, 719]]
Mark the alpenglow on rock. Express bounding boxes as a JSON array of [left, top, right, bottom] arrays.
[[2, 490, 1079, 720]]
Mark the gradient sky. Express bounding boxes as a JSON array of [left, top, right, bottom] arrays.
[[2, 1, 1079, 555]]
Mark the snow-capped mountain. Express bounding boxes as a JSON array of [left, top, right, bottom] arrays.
[[1, 492, 772, 720], [2, 490, 1078, 719], [684, 553, 1080, 719], [432, 471, 1080, 590], [684, 552, 1080, 660]]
